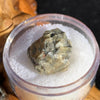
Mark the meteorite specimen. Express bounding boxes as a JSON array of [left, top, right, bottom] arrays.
[[28, 28, 72, 74]]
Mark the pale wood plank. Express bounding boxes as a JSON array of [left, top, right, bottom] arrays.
[[85, 86, 100, 100]]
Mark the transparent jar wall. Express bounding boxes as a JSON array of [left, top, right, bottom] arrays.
[[8, 22, 96, 100], [3, 14, 100, 100], [10, 78, 93, 100]]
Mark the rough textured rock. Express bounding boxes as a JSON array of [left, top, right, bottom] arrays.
[[28, 28, 72, 74]]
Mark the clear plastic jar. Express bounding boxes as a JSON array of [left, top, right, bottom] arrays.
[[3, 14, 100, 100]]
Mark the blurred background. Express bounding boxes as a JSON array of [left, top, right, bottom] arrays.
[[37, 0, 100, 45]]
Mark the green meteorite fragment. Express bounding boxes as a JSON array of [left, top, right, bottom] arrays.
[[28, 28, 72, 74]]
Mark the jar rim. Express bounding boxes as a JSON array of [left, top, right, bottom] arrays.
[[3, 13, 100, 96]]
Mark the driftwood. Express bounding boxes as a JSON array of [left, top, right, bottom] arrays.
[[0, 0, 37, 99], [0, 0, 37, 50]]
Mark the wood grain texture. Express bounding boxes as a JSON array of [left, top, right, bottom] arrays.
[[85, 86, 100, 100], [8, 94, 19, 100]]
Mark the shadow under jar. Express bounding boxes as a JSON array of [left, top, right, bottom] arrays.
[[3, 14, 100, 100]]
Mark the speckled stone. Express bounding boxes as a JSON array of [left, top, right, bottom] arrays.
[[28, 28, 72, 74]]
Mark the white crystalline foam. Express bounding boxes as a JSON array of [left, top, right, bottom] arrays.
[[9, 24, 94, 87]]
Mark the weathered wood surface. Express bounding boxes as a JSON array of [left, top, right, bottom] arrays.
[[85, 86, 100, 100]]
